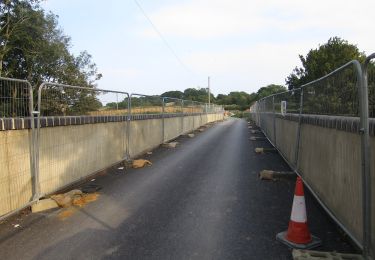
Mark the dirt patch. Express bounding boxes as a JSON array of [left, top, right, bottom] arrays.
[[58, 208, 76, 220], [72, 193, 100, 207], [132, 159, 152, 168], [57, 193, 99, 220]]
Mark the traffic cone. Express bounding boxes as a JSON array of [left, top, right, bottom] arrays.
[[276, 177, 322, 249]]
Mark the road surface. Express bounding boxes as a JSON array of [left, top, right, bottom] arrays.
[[0, 118, 356, 259]]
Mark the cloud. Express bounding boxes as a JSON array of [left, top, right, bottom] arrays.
[[184, 42, 313, 91], [135, 0, 375, 93], [100, 68, 141, 78], [139, 0, 375, 40]]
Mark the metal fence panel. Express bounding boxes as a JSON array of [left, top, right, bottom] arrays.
[[163, 97, 183, 114], [0, 77, 36, 219], [363, 54, 375, 259], [0, 77, 224, 224], [129, 93, 164, 156], [37, 83, 130, 197], [251, 59, 372, 258], [0, 77, 33, 118], [302, 66, 359, 116]]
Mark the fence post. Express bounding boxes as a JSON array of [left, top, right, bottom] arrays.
[[181, 99, 184, 135], [258, 100, 261, 128], [126, 93, 131, 160], [23, 81, 40, 202], [34, 83, 48, 200], [272, 96, 276, 146], [162, 97, 165, 143], [362, 56, 373, 259], [192, 101, 195, 129], [294, 88, 304, 170]]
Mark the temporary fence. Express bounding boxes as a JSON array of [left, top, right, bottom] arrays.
[[250, 56, 374, 259], [0, 79, 223, 221], [0, 77, 36, 220], [36, 82, 131, 198], [363, 53, 375, 259]]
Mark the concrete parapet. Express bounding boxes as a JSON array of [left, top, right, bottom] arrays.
[[0, 113, 224, 218], [254, 112, 375, 253]]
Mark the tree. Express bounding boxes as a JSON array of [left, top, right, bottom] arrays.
[[256, 84, 287, 99], [286, 37, 366, 89], [215, 91, 258, 111], [285, 37, 369, 116], [183, 88, 214, 103], [0, 0, 103, 116], [161, 90, 184, 99], [1, 2, 101, 86], [0, 0, 41, 75]]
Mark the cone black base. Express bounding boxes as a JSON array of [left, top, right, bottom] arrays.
[[276, 231, 322, 249]]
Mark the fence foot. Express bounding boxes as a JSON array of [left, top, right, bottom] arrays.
[[255, 147, 277, 154]]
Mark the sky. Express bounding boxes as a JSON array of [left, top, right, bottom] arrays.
[[41, 0, 375, 96]]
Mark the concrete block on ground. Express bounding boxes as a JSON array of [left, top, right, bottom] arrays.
[[259, 170, 274, 180], [250, 137, 265, 141], [292, 249, 363, 259], [32, 199, 59, 213], [255, 147, 277, 154], [163, 142, 179, 148], [188, 134, 195, 138], [259, 170, 296, 180]]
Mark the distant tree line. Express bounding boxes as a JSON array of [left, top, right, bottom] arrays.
[[160, 85, 287, 111]]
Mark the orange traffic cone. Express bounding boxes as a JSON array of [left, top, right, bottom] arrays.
[[276, 177, 322, 249]]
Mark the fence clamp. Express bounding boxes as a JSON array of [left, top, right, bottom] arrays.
[[359, 128, 365, 135]]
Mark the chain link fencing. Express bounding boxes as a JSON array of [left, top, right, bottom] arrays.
[[163, 97, 183, 114], [130, 94, 163, 115], [0, 77, 36, 220], [0, 78, 224, 220], [0, 77, 34, 119], [251, 58, 373, 258], [36, 83, 130, 198], [363, 54, 375, 259]]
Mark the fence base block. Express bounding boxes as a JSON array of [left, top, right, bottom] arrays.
[[292, 249, 364, 260], [255, 147, 277, 154], [276, 231, 322, 250], [250, 137, 266, 141], [259, 170, 296, 180], [31, 199, 59, 213]]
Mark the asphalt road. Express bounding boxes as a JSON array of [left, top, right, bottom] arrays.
[[0, 118, 356, 259]]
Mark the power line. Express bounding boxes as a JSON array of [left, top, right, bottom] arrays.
[[133, 0, 194, 75]]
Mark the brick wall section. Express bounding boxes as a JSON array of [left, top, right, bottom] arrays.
[[5, 112, 373, 136], [0, 113, 215, 131], [272, 113, 375, 136]]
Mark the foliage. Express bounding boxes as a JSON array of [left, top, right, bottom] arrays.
[[282, 37, 373, 116], [183, 88, 214, 103], [216, 85, 286, 111], [256, 84, 287, 99], [231, 110, 244, 118], [105, 96, 162, 110], [217, 91, 253, 109], [161, 90, 184, 99], [286, 37, 366, 90], [0, 0, 103, 116]]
